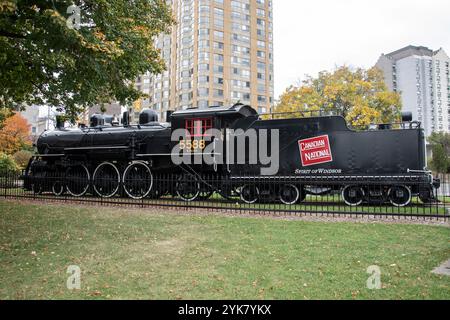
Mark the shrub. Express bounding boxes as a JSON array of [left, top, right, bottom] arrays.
[[429, 132, 450, 174], [0, 153, 19, 174], [13, 150, 33, 169]]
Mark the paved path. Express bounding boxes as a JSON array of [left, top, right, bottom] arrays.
[[432, 259, 450, 276]]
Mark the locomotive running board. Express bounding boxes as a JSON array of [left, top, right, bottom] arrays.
[[64, 146, 129, 151], [136, 153, 222, 157], [34, 154, 65, 157], [230, 175, 431, 182]]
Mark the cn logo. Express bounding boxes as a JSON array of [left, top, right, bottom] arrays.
[[298, 135, 333, 167]]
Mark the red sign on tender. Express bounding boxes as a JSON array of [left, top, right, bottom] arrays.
[[298, 135, 333, 167]]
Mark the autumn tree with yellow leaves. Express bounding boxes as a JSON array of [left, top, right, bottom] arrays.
[[275, 66, 402, 127]]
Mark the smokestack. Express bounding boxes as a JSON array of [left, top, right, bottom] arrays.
[[55, 115, 65, 130]]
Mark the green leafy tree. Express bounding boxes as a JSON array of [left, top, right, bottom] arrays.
[[0, 152, 19, 174], [275, 66, 402, 127], [428, 132, 450, 173], [0, 108, 12, 128], [0, 0, 175, 121]]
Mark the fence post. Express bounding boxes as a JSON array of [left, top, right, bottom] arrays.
[[3, 170, 7, 198], [33, 172, 36, 200]]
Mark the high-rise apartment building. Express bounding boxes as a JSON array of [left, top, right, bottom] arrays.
[[375, 45, 450, 136], [133, 0, 274, 121]]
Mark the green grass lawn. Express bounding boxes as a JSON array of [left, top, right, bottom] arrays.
[[0, 200, 449, 300]]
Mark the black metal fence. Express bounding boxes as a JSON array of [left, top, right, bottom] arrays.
[[1, 168, 449, 220]]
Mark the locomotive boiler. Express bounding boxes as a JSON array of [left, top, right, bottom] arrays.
[[23, 104, 440, 207]]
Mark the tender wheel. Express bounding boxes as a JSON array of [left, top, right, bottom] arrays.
[[176, 175, 200, 202], [279, 184, 300, 205], [342, 186, 364, 206], [66, 165, 90, 197], [123, 162, 153, 199], [52, 181, 65, 196], [240, 185, 259, 204], [93, 162, 121, 198], [388, 186, 412, 207]]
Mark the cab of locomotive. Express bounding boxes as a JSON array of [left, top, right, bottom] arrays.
[[169, 104, 259, 153], [170, 104, 258, 132]]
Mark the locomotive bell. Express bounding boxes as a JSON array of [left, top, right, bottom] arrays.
[[139, 109, 159, 125]]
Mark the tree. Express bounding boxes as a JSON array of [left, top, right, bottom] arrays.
[[0, 108, 12, 128], [275, 66, 402, 127], [0, 152, 19, 174], [0, 0, 175, 121], [0, 112, 32, 154], [13, 149, 33, 168], [428, 132, 450, 173]]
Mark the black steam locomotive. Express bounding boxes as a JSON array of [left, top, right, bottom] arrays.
[[23, 104, 440, 207]]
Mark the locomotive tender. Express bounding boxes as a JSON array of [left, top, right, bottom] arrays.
[[23, 104, 440, 207]]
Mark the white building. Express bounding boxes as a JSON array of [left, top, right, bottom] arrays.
[[376, 46, 450, 136], [20, 105, 57, 142]]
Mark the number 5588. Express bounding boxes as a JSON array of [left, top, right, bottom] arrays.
[[179, 139, 206, 151]]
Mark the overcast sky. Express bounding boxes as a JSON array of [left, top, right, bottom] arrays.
[[273, 0, 450, 99]]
